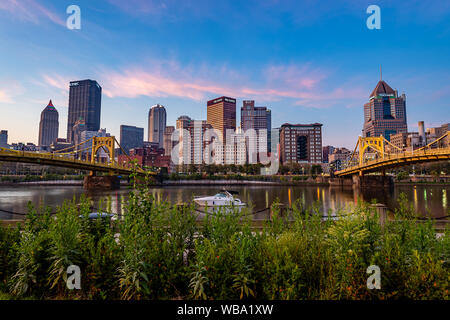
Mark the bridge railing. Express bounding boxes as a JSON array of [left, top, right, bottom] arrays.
[[338, 147, 450, 174], [0, 147, 137, 172]]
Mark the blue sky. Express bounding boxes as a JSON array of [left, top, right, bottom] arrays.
[[0, 0, 449, 149]]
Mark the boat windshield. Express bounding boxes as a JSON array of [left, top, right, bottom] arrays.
[[214, 193, 229, 198]]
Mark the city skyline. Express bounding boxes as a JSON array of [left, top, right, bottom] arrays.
[[1, 0, 449, 148]]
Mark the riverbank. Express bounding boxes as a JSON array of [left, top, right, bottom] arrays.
[[0, 180, 83, 186], [0, 180, 129, 186], [161, 178, 329, 186], [0, 175, 449, 187], [0, 190, 448, 300]]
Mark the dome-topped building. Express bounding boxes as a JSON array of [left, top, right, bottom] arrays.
[[38, 100, 59, 148]]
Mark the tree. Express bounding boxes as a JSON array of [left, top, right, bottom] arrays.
[[279, 165, 289, 175], [311, 164, 323, 175], [187, 164, 196, 174]]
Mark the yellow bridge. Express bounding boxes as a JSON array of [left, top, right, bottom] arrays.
[[0, 136, 155, 176], [336, 132, 450, 177]]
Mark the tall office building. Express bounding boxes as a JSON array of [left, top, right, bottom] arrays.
[[322, 145, 335, 163], [67, 79, 102, 143], [0, 130, 7, 148], [72, 118, 86, 149], [280, 123, 323, 164], [163, 126, 175, 156], [240, 100, 272, 163], [207, 96, 236, 144], [148, 104, 167, 148], [175, 116, 213, 165], [120, 125, 144, 155], [38, 100, 59, 148], [221, 127, 247, 165], [176, 115, 192, 129], [363, 77, 407, 141], [266, 109, 272, 151]]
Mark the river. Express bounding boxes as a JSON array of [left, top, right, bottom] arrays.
[[0, 184, 448, 220]]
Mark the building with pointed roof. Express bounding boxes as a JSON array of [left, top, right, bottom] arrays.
[[363, 77, 407, 141], [369, 80, 396, 98], [38, 100, 59, 148]]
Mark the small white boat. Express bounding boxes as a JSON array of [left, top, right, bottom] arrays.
[[194, 190, 246, 207]]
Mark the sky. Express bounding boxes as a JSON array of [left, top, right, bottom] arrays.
[[0, 0, 449, 149]]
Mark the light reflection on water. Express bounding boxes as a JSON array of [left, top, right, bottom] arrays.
[[0, 184, 448, 220]]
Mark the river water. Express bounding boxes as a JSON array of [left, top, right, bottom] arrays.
[[0, 184, 448, 220]]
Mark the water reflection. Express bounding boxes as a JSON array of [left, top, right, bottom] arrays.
[[0, 184, 448, 220], [443, 190, 447, 208]]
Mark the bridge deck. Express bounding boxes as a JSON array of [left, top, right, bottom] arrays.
[[0, 148, 154, 176], [336, 147, 450, 176]]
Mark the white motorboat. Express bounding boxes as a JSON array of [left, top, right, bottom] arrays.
[[194, 190, 246, 207]]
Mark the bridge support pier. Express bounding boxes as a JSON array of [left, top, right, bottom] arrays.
[[329, 177, 353, 187], [83, 175, 120, 190], [352, 174, 393, 189]]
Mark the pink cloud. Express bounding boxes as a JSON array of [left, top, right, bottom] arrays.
[[98, 61, 333, 102], [0, 80, 24, 104], [0, 90, 12, 103], [263, 64, 326, 90], [0, 0, 65, 26], [42, 74, 70, 94], [42, 60, 367, 109]]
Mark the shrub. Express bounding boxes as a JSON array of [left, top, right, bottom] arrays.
[[0, 187, 448, 300]]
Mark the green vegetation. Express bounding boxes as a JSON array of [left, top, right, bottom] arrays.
[[171, 163, 264, 176], [391, 161, 450, 177], [396, 171, 410, 181], [0, 180, 448, 300], [166, 173, 324, 184], [171, 163, 326, 177]]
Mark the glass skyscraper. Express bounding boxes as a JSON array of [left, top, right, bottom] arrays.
[[148, 104, 167, 148], [0, 130, 8, 148], [120, 125, 144, 155], [67, 79, 102, 143], [240, 100, 272, 158]]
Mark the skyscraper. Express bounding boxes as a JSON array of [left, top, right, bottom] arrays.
[[207, 96, 236, 144], [38, 100, 59, 148], [148, 104, 167, 148], [175, 116, 213, 165], [363, 77, 407, 141], [280, 123, 323, 164], [163, 126, 175, 157], [67, 80, 102, 143], [72, 118, 87, 149], [120, 125, 144, 155], [0, 130, 8, 148], [240, 100, 272, 162]]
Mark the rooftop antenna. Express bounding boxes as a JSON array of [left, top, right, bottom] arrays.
[[380, 65, 382, 81]]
